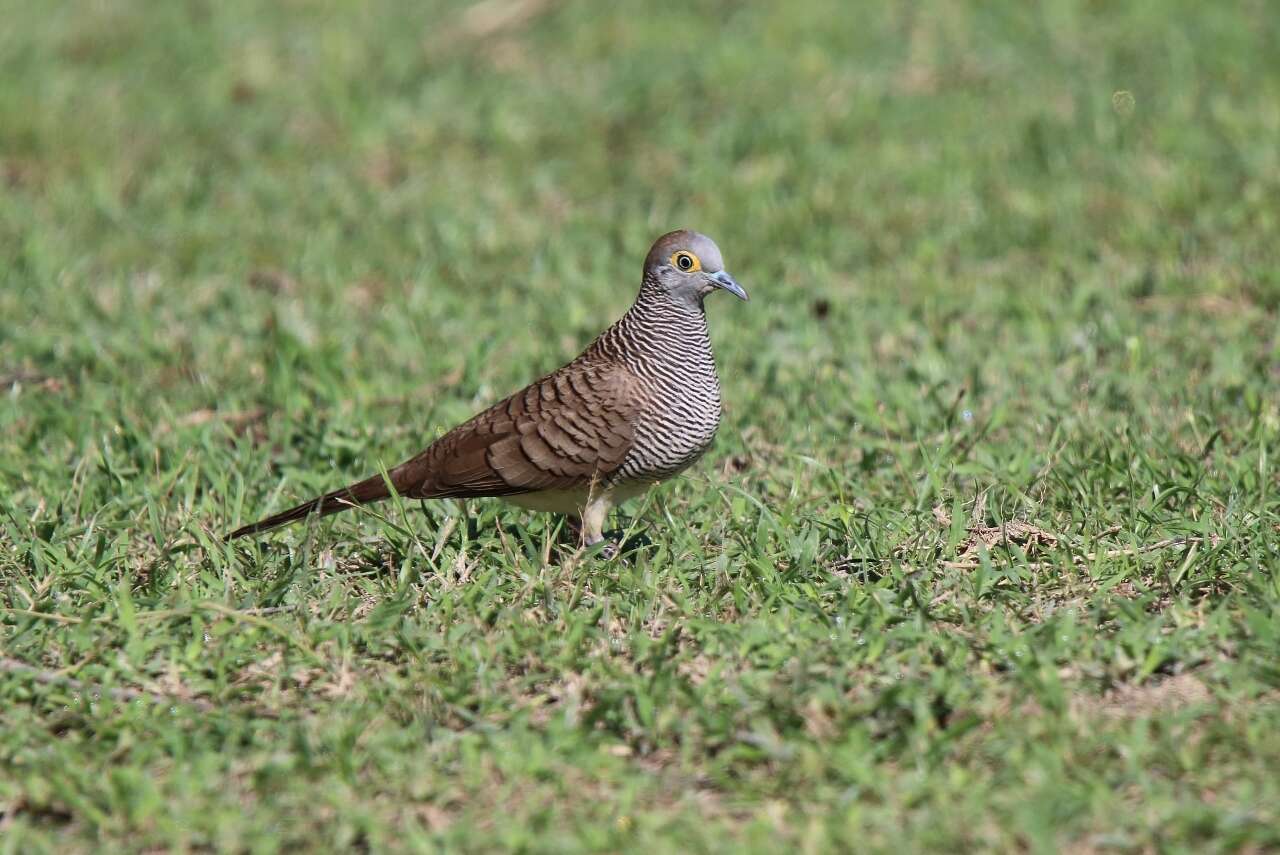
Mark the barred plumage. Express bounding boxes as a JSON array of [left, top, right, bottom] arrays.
[[226, 230, 747, 549], [592, 284, 723, 483]]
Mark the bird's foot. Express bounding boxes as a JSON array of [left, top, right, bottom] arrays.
[[561, 516, 618, 559], [580, 530, 620, 559]]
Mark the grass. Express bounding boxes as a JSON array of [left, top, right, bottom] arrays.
[[2, 0, 1279, 850]]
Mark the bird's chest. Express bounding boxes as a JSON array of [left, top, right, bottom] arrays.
[[624, 365, 723, 478], [652, 372, 722, 442]]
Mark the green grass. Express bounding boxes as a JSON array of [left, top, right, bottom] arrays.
[[3, 0, 1279, 851]]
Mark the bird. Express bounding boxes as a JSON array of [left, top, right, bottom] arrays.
[[225, 229, 748, 551]]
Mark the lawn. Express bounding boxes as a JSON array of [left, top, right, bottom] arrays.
[[2, 0, 1279, 851]]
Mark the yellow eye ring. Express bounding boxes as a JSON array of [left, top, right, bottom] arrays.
[[670, 251, 701, 272]]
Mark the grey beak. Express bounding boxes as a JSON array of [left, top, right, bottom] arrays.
[[711, 270, 748, 301]]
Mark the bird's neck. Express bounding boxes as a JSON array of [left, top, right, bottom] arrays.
[[592, 285, 713, 368]]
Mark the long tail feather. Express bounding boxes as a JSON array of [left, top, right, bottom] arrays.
[[225, 472, 395, 540]]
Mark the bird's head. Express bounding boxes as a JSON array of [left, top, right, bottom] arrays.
[[643, 230, 748, 308]]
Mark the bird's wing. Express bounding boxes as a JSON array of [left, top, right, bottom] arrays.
[[390, 360, 642, 498]]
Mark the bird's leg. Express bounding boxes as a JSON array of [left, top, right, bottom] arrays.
[[455, 499, 469, 574], [580, 493, 618, 558]]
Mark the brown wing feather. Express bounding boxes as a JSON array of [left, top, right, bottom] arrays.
[[394, 359, 641, 498], [225, 358, 641, 540]]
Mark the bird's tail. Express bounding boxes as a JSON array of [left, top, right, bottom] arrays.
[[224, 471, 395, 540]]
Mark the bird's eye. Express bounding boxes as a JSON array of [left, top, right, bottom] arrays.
[[671, 251, 700, 272]]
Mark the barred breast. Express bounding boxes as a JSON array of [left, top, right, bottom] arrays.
[[592, 288, 724, 484]]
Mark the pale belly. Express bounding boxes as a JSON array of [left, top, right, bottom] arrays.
[[503, 480, 653, 515]]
